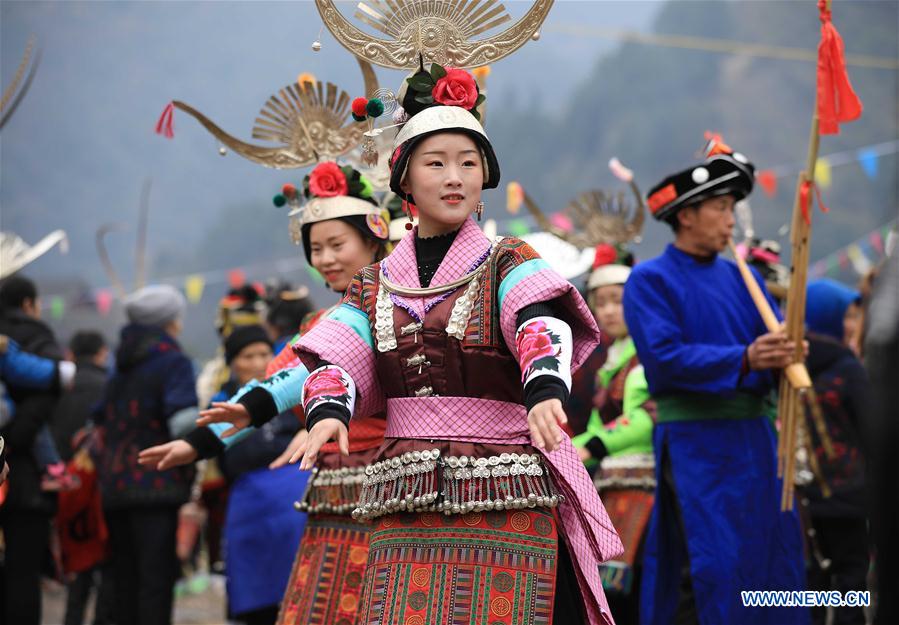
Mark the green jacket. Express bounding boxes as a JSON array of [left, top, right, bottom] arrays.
[[573, 336, 655, 464]]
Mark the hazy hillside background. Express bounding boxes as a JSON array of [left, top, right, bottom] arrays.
[[1, 0, 896, 358]]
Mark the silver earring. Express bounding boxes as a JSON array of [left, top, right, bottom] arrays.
[[475, 201, 484, 221]]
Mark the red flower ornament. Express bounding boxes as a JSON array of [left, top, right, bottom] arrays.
[[592, 244, 618, 269], [309, 162, 349, 198], [432, 68, 479, 110]]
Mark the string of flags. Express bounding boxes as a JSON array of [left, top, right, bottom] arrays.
[[42, 136, 895, 321], [753, 139, 897, 197], [45, 216, 894, 320], [809, 219, 896, 279]]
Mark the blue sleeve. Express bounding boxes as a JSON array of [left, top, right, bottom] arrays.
[[1, 386, 14, 426], [162, 354, 199, 417], [246, 364, 309, 415], [208, 421, 253, 448], [209, 364, 308, 449], [205, 382, 257, 448], [624, 269, 745, 394], [0, 339, 57, 390]]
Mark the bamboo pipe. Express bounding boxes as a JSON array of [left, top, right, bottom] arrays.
[[777, 375, 790, 477], [728, 240, 812, 389], [782, 387, 799, 510]]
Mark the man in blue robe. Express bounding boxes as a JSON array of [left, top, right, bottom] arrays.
[[623, 139, 807, 624]]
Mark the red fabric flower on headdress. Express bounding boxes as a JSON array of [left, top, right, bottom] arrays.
[[592, 244, 618, 269], [433, 69, 479, 110], [309, 162, 349, 197]]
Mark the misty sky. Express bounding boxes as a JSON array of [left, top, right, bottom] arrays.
[[1, 1, 661, 285]]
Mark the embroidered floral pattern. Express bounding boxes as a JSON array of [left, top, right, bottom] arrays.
[[516, 320, 562, 384], [303, 366, 352, 413]]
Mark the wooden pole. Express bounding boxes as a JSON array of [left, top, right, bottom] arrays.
[[776, 0, 834, 511]]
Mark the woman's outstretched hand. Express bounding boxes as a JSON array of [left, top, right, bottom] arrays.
[[138, 440, 198, 471], [197, 402, 251, 438], [295, 419, 349, 470], [528, 398, 567, 453], [269, 429, 309, 469]]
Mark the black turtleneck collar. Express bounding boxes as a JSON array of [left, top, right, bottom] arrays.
[[414, 228, 460, 288]]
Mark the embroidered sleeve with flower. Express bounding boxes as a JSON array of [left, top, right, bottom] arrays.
[[302, 365, 356, 418], [516, 316, 573, 397]]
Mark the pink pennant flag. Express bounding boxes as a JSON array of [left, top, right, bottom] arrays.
[[870, 230, 884, 255], [96, 289, 113, 316], [228, 269, 246, 288], [549, 212, 573, 233]]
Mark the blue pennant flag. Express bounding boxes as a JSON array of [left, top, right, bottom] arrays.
[[858, 148, 879, 179]]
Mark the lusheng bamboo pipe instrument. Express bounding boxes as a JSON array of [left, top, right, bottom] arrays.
[[728, 239, 812, 391], [772, 0, 860, 510]]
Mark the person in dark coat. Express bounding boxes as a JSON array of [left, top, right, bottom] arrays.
[[0, 275, 64, 625], [140, 325, 307, 625], [95, 285, 198, 625], [800, 333, 869, 625], [51, 331, 116, 625], [804, 279, 871, 625], [861, 248, 898, 625], [52, 331, 108, 462]]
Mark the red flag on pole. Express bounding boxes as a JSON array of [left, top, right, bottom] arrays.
[[816, 0, 863, 135]]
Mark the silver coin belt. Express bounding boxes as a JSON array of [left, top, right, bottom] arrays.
[[594, 453, 657, 492], [296, 466, 368, 515], [352, 449, 561, 521]]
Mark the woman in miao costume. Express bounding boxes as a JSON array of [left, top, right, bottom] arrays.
[[142, 163, 391, 625], [259, 165, 392, 625], [139, 65, 395, 625], [575, 243, 656, 625], [289, 59, 623, 624], [506, 167, 653, 624]]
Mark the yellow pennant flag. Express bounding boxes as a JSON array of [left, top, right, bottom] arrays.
[[846, 244, 871, 275], [814, 158, 832, 189], [185, 275, 205, 304]]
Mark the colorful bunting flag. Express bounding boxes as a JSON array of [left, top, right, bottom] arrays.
[[549, 213, 573, 233], [96, 289, 112, 316], [227, 269, 246, 288], [857, 147, 879, 179], [506, 182, 524, 215], [50, 296, 65, 320], [870, 230, 883, 255], [814, 158, 832, 189], [507, 219, 530, 238], [846, 244, 871, 275], [756, 170, 778, 197], [185, 275, 205, 304]]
